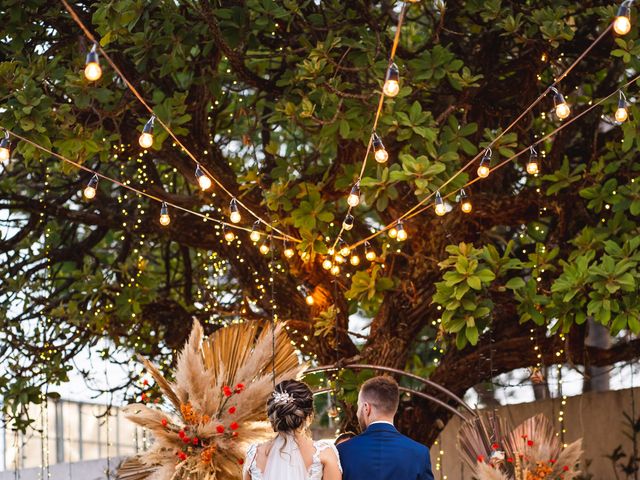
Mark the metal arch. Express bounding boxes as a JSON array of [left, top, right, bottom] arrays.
[[304, 363, 476, 417], [312, 387, 470, 421]]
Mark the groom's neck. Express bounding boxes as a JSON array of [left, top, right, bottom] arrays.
[[368, 415, 395, 426]]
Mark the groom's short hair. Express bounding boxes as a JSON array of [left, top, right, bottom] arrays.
[[360, 376, 399, 415]]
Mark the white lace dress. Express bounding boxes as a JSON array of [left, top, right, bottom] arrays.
[[244, 434, 341, 480]]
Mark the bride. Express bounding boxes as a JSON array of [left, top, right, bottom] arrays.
[[243, 380, 342, 480]]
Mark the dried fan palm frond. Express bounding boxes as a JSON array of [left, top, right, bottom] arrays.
[[475, 462, 510, 480], [457, 411, 512, 470], [506, 414, 561, 468], [117, 320, 302, 480], [552, 439, 583, 479]]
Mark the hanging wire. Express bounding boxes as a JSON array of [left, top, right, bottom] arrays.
[[270, 233, 277, 388]]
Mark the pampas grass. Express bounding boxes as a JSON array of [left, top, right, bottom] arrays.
[[117, 320, 302, 480]]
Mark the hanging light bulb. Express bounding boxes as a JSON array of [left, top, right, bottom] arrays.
[[388, 224, 398, 239], [195, 165, 212, 190], [477, 148, 492, 178], [339, 240, 350, 257], [551, 88, 571, 120], [223, 226, 235, 242], [615, 90, 629, 123], [250, 221, 261, 243], [0, 131, 10, 162], [229, 198, 241, 223], [330, 264, 341, 276], [396, 220, 408, 241], [435, 191, 446, 216], [383, 63, 400, 97], [334, 253, 346, 264], [365, 242, 376, 262], [139, 116, 155, 148], [84, 44, 102, 81], [159, 202, 171, 226], [350, 253, 361, 266], [305, 291, 315, 306], [372, 133, 389, 163], [284, 242, 295, 259], [322, 258, 333, 270], [614, 1, 633, 35], [343, 213, 355, 231], [460, 189, 473, 214], [83, 174, 99, 199], [347, 182, 361, 207], [259, 241, 270, 255], [526, 146, 540, 175]]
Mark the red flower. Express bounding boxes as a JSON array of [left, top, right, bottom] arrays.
[[192, 437, 199, 445], [178, 452, 187, 461], [550, 459, 556, 464], [178, 430, 185, 438], [232, 431, 239, 438], [230, 422, 239, 430], [223, 386, 233, 397], [143, 379, 149, 386], [182, 436, 191, 444], [154, 398, 160, 404], [521, 434, 528, 439], [161, 419, 168, 427], [507, 458, 513, 463], [229, 406, 237, 414], [491, 443, 499, 450], [527, 440, 534, 447], [216, 425, 225, 434], [141, 393, 148, 402], [238, 459, 244, 465], [476, 455, 485, 462], [563, 466, 569, 472], [235, 383, 245, 393]]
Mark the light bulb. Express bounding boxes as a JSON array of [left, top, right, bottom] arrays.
[[259, 242, 270, 255], [83, 175, 98, 199], [229, 199, 241, 223], [322, 259, 333, 270], [614, 4, 632, 35], [350, 254, 361, 266], [195, 166, 212, 190], [477, 149, 492, 178], [372, 133, 388, 163], [388, 226, 398, 239], [0, 133, 10, 162], [615, 106, 629, 123], [139, 116, 155, 148], [526, 158, 539, 175], [383, 63, 400, 97], [224, 228, 235, 242], [343, 214, 354, 231], [284, 246, 295, 259], [553, 91, 570, 120], [334, 253, 346, 264], [84, 45, 102, 81], [328, 248, 335, 256], [365, 248, 376, 262], [435, 191, 446, 216], [159, 202, 171, 226], [339, 244, 350, 257], [330, 265, 341, 276], [396, 222, 407, 241], [347, 183, 361, 207], [459, 189, 472, 214], [305, 294, 315, 306], [250, 221, 261, 242]]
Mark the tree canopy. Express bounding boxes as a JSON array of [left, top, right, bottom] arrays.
[[1, 0, 639, 440]]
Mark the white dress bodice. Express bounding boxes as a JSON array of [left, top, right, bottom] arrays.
[[244, 435, 341, 480]]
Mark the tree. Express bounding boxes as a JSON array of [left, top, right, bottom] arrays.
[[1, 0, 639, 442]]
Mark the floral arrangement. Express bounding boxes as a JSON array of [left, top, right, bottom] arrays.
[[117, 320, 304, 480], [457, 413, 583, 480]]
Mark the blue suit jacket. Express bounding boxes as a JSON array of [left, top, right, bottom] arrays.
[[337, 423, 434, 480]]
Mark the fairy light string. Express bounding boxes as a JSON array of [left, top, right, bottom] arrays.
[[59, 0, 296, 243]]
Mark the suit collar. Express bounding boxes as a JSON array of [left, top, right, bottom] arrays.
[[364, 422, 398, 433]]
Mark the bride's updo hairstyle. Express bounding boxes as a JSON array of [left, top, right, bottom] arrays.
[[267, 380, 314, 433]]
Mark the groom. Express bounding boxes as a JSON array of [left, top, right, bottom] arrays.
[[337, 376, 435, 480]]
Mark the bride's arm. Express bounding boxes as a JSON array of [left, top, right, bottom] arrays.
[[320, 446, 342, 480]]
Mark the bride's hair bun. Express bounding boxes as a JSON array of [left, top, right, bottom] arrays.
[[267, 380, 314, 433]]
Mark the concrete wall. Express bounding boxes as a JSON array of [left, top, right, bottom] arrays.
[[429, 387, 640, 479]]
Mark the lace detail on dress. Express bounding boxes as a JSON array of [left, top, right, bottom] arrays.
[[244, 443, 262, 479]]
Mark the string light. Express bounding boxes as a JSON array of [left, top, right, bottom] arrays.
[[365, 241, 376, 262], [459, 189, 472, 213], [339, 240, 351, 257], [250, 221, 261, 243], [615, 90, 629, 122], [526, 146, 540, 175], [195, 165, 212, 190], [434, 191, 446, 216], [330, 264, 341, 276], [334, 253, 346, 264], [229, 198, 241, 223], [347, 182, 361, 207], [396, 220, 408, 241], [477, 148, 492, 178], [259, 240, 270, 255], [159, 202, 171, 226], [0, 131, 10, 162], [84, 43, 102, 81], [388, 223, 398, 239], [83, 174, 98, 199], [305, 292, 315, 306], [138, 115, 155, 149], [372, 133, 389, 163], [283, 242, 295, 259], [551, 87, 571, 120], [342, 213, 355, 231], [383, 63, 400, 97], [350, 251, 361, 266], [322, 258, 333, 270], [223, 226, 236, 242], [614, 0, 634, 35]]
